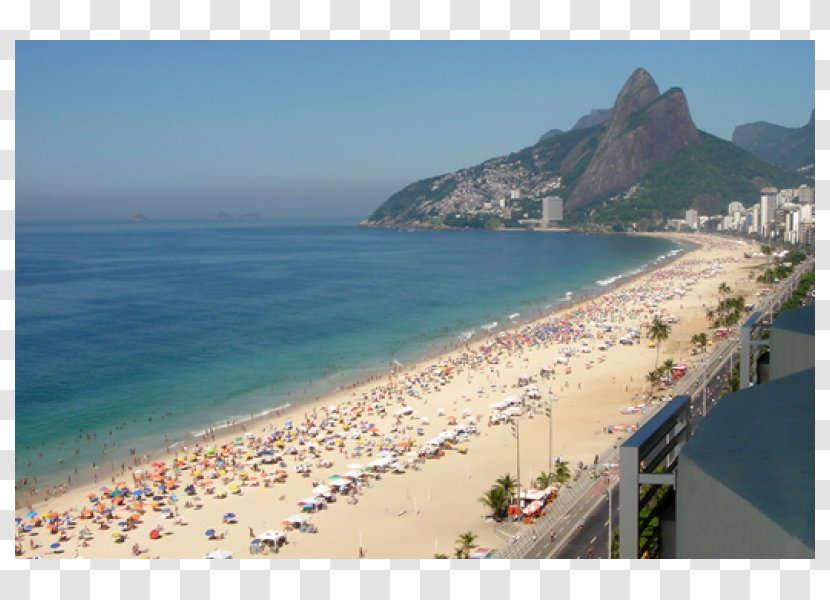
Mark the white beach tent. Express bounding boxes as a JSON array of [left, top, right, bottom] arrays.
[[258, 530, 287, 543], [205, 550, 233, 559]]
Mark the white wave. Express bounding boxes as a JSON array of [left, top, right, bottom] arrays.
[[508, 313, 520, 320], [481, 321, 498, 331], [596, 274, 623, 286], [458, 330, 476, 342]]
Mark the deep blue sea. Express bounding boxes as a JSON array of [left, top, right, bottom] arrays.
[[15, 220, 685, 487]]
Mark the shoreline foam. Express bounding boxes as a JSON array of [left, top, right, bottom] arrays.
[[16, 233, 689, 503], [16, 233, 763, 560]]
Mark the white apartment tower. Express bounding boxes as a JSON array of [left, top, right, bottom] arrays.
[[798, 184, 815, 205], [760, 188, 778, 237], [542, 196, 564, 225], [685, 209, 698, 230]]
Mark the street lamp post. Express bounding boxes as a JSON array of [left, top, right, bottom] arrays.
[[544, 395, 556, 478], [511, 418, 521, 509]]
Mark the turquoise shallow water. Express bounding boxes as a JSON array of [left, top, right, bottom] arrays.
[[15, 220, 684, 487]]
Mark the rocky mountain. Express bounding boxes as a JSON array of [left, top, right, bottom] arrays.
[[571, 108, 612, 131], [538, 108, 612, 143], [732, 111, 814, 171], [567, 69, 701, 211], [364, 68, 807, 230]]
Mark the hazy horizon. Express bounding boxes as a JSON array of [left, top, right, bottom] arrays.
[[16, 41, 814, 221]]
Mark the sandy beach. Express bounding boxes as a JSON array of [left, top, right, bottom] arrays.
[[14, 233, 765, 559]]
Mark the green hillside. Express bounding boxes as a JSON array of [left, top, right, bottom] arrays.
[[573, 132, 808, 228]]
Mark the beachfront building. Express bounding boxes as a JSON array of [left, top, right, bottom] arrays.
[[685, 209, 698, 230], [620, 304, 814, 558], [798, 184, 815, 205], [727, 201, 744, 215], [674, 304, 814, 558], [759, 188, 778, 238], [542, 196, 564, 226]]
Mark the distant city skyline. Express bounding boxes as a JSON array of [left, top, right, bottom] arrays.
[[16, 41, 814, 221]]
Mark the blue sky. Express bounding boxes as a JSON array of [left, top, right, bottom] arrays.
[[16, 41, 814, 221]]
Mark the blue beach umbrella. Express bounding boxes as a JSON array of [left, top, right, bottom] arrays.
[[26, 511, 37, 519], [117, 521, 127, 527], [23, 525, 33, 532], [152, 496, 164, 502], [132, 490, 143, 497], [205, 529, 215, 537], [223, 513, 235, 520], [50, 543, 60, 549]]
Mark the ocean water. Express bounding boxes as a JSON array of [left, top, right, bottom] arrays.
[[15, 220, 684, 487]]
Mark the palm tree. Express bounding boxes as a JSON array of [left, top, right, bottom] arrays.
[[479, 486, 509, 520], [690, 333, 702, 351], [536, 471, 555, 489], [705, 308, 716, 327], [662, 358, 675, 373], [495, 473, 517, 500], [645, 369, 661, 396], [554, 461, 571, 484], [455, 531, 477, 558], [695, 332, 708, 353], [715, 282, 733, 325], [647, 317, 671, 370]]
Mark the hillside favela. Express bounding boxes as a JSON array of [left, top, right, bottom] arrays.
[[15, 46, 814, 560]]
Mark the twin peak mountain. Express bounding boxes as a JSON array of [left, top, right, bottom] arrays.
[[365, 68, 807, 229]]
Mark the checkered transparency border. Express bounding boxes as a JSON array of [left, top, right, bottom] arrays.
[[0, 1, 826, 598]]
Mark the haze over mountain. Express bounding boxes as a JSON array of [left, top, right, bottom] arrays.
[[732, 111, 815, 172], [365, 68, 808, 230]]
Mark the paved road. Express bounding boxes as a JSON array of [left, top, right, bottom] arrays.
[[525, 475, 618, 559], [510, 258, 814, 559]]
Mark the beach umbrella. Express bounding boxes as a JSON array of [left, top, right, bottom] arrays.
[[223, 513, 236, 520], [26, 511, 37, 519], [347, 463, 363, 471], [50, 543, 60, 549], [118, 521, 128, 527], [205, 529, 216, 537], [132, 490, 143, 497], [152, 496, 164, 502], [129, 513, 141, 521]]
